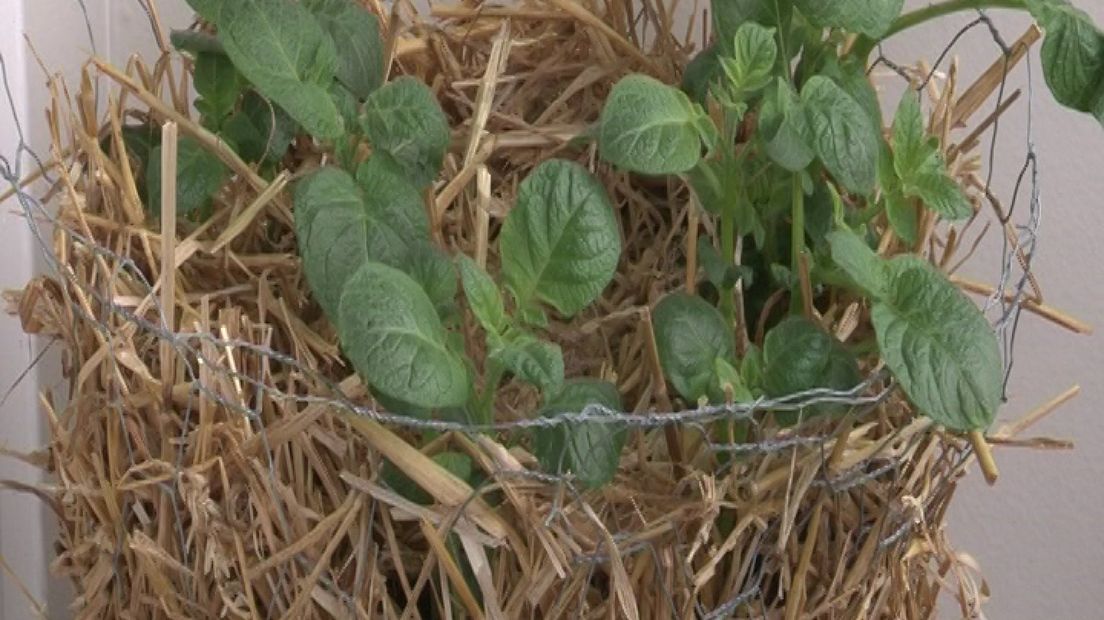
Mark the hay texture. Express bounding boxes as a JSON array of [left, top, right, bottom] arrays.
[[3, 0, 1088, 618]]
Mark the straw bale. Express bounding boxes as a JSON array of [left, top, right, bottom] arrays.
[[2, 1, 1085, 618]]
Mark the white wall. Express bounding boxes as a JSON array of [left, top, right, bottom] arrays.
[[0, 1, 1100, 618], [0, 1, 193, 618], [0, 1, 47, 615]]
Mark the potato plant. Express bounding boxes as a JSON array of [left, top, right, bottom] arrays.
[[164, 0, 1104, 489], [600, 0, 1104, 433]]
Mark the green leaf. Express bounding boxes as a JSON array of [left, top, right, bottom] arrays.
[[889, 95, 972, 220], [801, 76, 879, 194], [1028, 0, 1104, 125], [714, 0, 792, 36], [304, 0, 384, 98], [692, 156, 766, 237], [653, 293, 734, 403], [490, 336, 565, 394], [328, 85, 364, 176], [741, 345, 764, 394], [216, 0, 344, 140], [694, 113, 722, 153], [698, 236, 727, 288], [697, 240, 733, 291], [770, 263, 795, 289], [826, 228, 890, 298], [185, 0, 220, 21], [891, 95, 933, 180], [295, 163, 427, 318], [171, 30, 224, 55], [354, 155, 432, 255], [122, 125, 158, 156], [330, 82, 361, 131], [405, 243, 457, 316], [686, 157, 734, 215], [598, 74, 705, 175], [193, 52, 244, 127], [295, 168, 373, 318], [337, 261, 471, 409], [793, 0, 904, 37], [804, 180, 835, 247], [499, 159, 621, 317], [682, 44, 722, 105], [147, 137, 228, 217], [458, 256, 506, 335], [908, 171, 972, 220], [360, 77, 450, 188], [383, 451, 473, 505], [884, 191, 916, 245], [820, 58, 884, 133], [374, 390, 431, 419], [435, 452, 474, 483], [698, 236, 748, 290], [872, 257, 1002, 430], [762, 316, 861, 399], [759, 78, 814, 172], [879, 144, 917, 245], [707, 93, 749, 125], [518, 306, 549, 329], [719, 23, 778, 93], [220, 91, 298, 164], [109, 123, 159, 184], [532, 380, 625, 489], [715, 357, 754, 402]]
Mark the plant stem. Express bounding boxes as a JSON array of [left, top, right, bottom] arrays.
[[732, 235, 750, 356], [854, 0, 1027, 59], [686, 204, 700, 295], [790, 174, 806, 315], [889, 0, 1026, 39], [642, 309, 685, 476], [477, 363, 506, 425], [720, 201, 737, 335]]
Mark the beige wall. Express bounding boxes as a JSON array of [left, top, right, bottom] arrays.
[[884, 3, 1104, 617], [0, 1, 1100, 618]]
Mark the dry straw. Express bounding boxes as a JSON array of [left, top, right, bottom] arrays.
[[1, 0, 1089, 618]]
